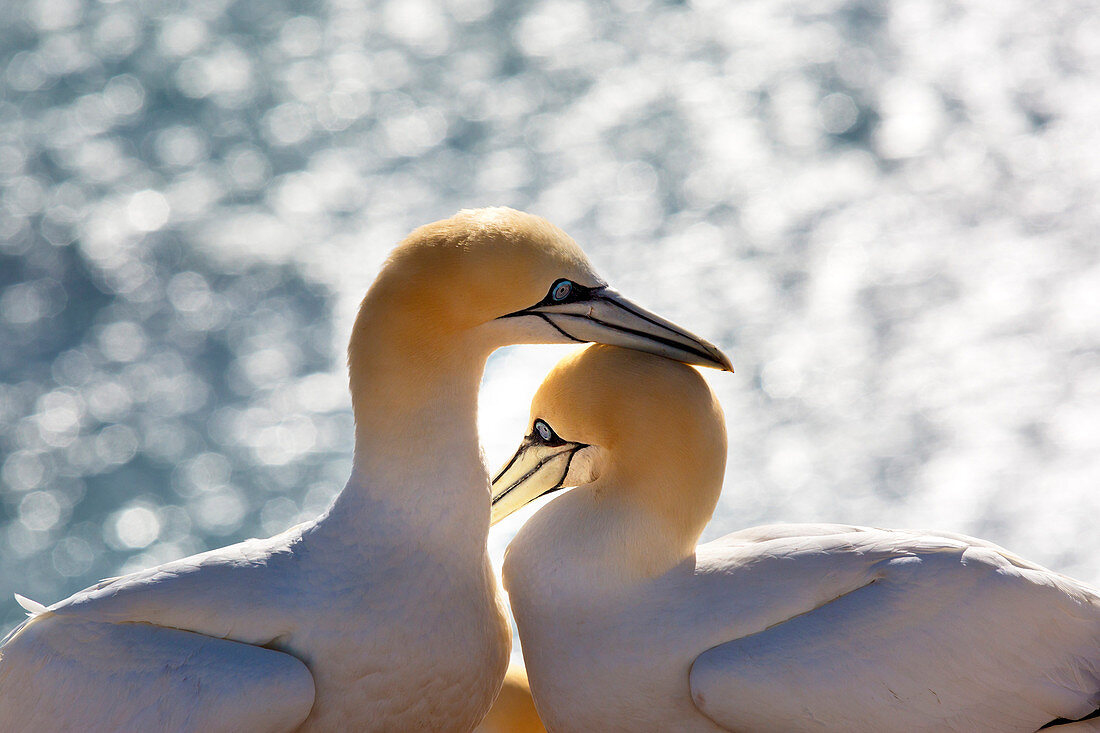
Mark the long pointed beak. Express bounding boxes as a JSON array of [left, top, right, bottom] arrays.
[[523, 289, 732, 371], [490, 440, 587, 526]]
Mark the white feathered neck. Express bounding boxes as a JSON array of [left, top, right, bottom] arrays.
[[309, 285, 494, 560]]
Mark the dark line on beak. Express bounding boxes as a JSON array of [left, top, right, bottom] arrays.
[[498, 296, 726, 368], [557, 313, 721, 367], [491, 437, 532, 485], [595, 296, 727, 365], [496, 311, 586, 344], [535, 313, 586, 343], [597, 292, 691, 340], [491, 445, 584, 506], [597, 294, 730, 370], [546, 447, 581, 493], [493, 449, 570, 504], [499, 284, 609, 319]]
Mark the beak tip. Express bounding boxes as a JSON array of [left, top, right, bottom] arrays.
[[708, 346, 735, 373]]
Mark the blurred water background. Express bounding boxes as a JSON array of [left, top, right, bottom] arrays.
[[2, 0, 1099, 638]]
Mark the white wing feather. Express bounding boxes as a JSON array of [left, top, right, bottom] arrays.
[[13, 594, 47, 616], [688, 527, 1100, 733], [0, 614, 314, 732], [0, 528, 317, 731]]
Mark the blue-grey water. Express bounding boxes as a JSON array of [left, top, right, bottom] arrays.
[[2, 0, 1099, 640]]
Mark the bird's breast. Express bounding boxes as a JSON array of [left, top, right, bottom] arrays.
[[292, 553, 510, 731]]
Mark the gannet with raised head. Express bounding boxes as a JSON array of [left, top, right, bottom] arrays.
[[0, 209, 732, 732], [493, 345, 1100, 732]]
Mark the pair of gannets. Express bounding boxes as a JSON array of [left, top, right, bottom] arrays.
[[490, 345, 1100, 732], [0, 209, 732, 731]]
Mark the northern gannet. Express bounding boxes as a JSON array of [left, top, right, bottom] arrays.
[[474, 663, 546, 733], [0, 209, 732, 732], [491, 345, 1100, 732]]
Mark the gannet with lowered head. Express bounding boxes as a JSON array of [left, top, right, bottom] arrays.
[[493, 345, 1100, 732], [0, 209, 732, 732]]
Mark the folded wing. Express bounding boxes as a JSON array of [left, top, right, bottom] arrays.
[[689, 534, 1100, 733], [0, 614, 314, 732]]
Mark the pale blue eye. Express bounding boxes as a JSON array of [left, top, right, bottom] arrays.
[[551, 280, 572, 301], [534, 420, 553, 442]]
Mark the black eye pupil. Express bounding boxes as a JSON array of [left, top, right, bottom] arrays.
[[551, 280, 572, 301], [534, 420, 553, 442]]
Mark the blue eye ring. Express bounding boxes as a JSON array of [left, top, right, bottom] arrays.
[[533, 419, 555, 442], [550, 279, 573, 302]]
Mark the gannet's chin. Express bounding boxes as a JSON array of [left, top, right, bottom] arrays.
[[497, 284, 732, 372]]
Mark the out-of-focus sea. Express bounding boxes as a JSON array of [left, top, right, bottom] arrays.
[[1, 0, 1099, 638]]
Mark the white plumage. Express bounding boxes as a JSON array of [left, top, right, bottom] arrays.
[[0, 210, 731, 731], [492, 345, 1100, 732]]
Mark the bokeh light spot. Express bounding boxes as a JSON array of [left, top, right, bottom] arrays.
[[112, 506, 161, 549], [19, 491, 62, 532], [126, 190, 170, 232]]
